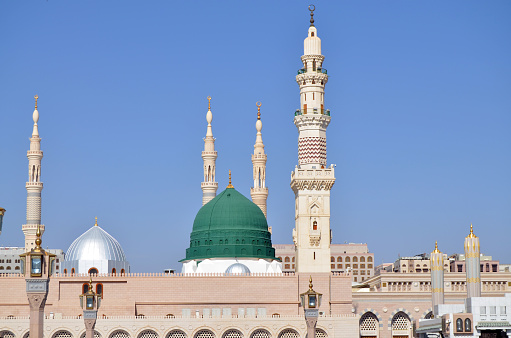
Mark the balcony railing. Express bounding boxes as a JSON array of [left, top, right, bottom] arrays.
[[297, 67, 327, 75], [294, 108, 330, 116]]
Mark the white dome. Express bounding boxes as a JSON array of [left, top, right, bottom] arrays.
[[66, 225, 127, 262], [225, 263, 251, 274]]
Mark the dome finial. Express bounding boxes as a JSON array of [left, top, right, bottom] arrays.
[[467, 223, 476, 238], [256, 101, 261, 120], [309, 275, 313, 290], [207, 96, 211, 111], [227, 170, 234, 188], [308, 4, 315, 27], [433, 241, 440, 253], [94, 216, 98, 227]]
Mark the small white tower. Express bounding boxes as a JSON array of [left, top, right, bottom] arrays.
[[201, 96, 218, 205], [291, 6, 335, 273], [465, 224, 481, 298], [22, 95, 45, 251], [250, 102, 269, 219], [430, 241, 445, 315]]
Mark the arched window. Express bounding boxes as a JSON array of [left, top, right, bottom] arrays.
[[6, 266, 11, 270], [120, 269, 125, 275], [64, 268, 68, 274], [112, 268, 116, 275], [392, 312, 411, 332], [88, 267, 98, 275], [345, 257, 350, 262], [292, 257, 295, 262], [337, 257, 342, 262], [71, 268, 75, 274], [368, 257, 373, 262], [353, 257, 358, 262], [313, 221, 318, 230], [96, 283, 103, 297], [278, 257, 282, 261], [330, 257, 335, 262], [360, 312, 378, 333], [456, 318, 463, 332], [465, 318, 471, 332], [360, 257, 365, 262], [82, 283, 89, 294], [285, 257, 290, 262]]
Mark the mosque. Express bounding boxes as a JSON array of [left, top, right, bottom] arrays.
[[0, 7, 510, 338]]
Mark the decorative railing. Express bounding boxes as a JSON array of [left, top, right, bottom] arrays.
[[294, 108, 330, 116], [297, 68, 328, 75]]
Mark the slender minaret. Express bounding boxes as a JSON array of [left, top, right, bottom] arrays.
[[250, 102, 269, 219], [291, 6, 335, 273], [465, 224, 481, 297], [22, 95, 45, 251], [430, 241, 444, 315], [201, 96, 218, 205]]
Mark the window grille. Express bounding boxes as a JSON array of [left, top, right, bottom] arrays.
[[249, 330, 271, 338], [221, 330, 242, 338], [391, 312, 410, 331], [52, 331, 73, 338], [0, 331, 16, 338], [138, 330, 159, 338], [277, 329, 298, 338], [109, 330, 130, 338], [194, 330, 215, 338], [360, 313, 378, 331], [166, 331, 186, 338]]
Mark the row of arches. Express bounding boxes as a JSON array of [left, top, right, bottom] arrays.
[[8, 328, 328, 338], [331, 256, 373, 263], [62, 268, 126, 275], [359, 310, 432, 338]]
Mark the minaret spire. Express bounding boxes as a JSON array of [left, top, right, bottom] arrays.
[[22, 95, 45, 251], [292, 6, 335, 273], [430, 241, 445, 315], [250, 102, 269, 220], [465, 223, 481, 297], [201, 96, 218, 205]]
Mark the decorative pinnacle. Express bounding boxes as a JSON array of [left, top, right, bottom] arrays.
[[34, 95, 39, 109], [309, 4, 315, 27], [95, 217, 98, 227], [433, 241, 440, 253], [309, 275, 313, 291], [467, 223, 476, 238], [207, 96, 211, 111], [227, 170, 234, 188], [34, 224, 42, 252], [256, 101, 261, 120], [87, 275, 95, 295]]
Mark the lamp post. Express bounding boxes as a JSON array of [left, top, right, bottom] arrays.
[[19, 225, 55, 338], [80, 277, 101, 338], [300, 276, 322, 338], [0, 207, 5, 236]]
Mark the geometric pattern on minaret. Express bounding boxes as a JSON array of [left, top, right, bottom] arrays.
[[201, 96, 218, 206], [291, 7, 335, 273], [250, 102, 269, 219], [464, 224, 481, 298], [22, 95, 45, 251], [430, 241, 445, 316]]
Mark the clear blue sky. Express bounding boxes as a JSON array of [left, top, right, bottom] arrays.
[[1, 1, 510, 272]]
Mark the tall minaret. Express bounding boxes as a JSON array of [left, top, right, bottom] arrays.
[[430, 241, 445, 316], [22, 95, 45, 251], [291, 6, 335, 273], [465, 224, 481, 298], [201, 96, 218, 205], [250, 102, 269, 219]]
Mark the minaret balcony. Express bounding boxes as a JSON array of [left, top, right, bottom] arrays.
[[201, 182, 218, 187], [294, 108, 330, 116], [297, 67, 327, 75]]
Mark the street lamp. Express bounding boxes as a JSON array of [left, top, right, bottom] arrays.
[[0, 207, 5, 236], [80, 276, 101, 338], [19, 225, 55, 338], [300, 276, 322, 338]]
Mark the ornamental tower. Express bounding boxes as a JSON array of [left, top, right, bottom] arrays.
[[22, 95, 45, 251], [250, 102, 269, 219], [291, 6, 335, 273], [430, 241, 445, 315], [201, 96, 218, 205], [464, 224, 481, 297]]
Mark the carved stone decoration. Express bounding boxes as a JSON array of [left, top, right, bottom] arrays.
[[27, 293, 47, 310]]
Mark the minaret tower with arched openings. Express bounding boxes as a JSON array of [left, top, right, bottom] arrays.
[[201, 96, 218, 205], [250, 102, 269, 220], [22, 95, 45, 251], [291, 6, 335, 273]]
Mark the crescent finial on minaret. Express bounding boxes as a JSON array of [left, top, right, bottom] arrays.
[[309, 4, 315, 27]]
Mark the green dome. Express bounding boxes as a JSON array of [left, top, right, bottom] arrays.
[[182, 187, 276, 262]]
